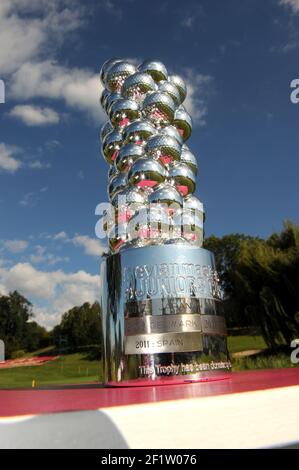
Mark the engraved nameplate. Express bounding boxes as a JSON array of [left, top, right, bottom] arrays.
[[125, 332, 203, 355], [125, 314, 202, 336], [201, 315, 227, 336], [125, 314, 227, 337]]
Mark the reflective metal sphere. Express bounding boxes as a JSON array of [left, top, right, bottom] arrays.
[[100, 58, 121, 86], [108, 164, 118, 179], [110, 98, 140, 128], [183, 195, 205, 221], [105, 91, 122, 115], [142, 92, 175, 126], [100, 89, 110, 110], [145, 134, 182, 165], [128, 205, 170, 244], [169, 75, 187, 104], [173, 210, 203, 246], [106, 61, 136, 92], [128, 157, 166, 189], [100, 121, 113, 142], [159, 125, 183, 145], [115, 143, 144, 172], [173, 106, 192, 141], [111, 186, 146, 223], [167, 162, 196, 196], [99, 59, 204, 254], [108, 222, 129, 253], [102, 208, 112, 234], [111, 186, 146, 207], [122, 72, 157, 101], [180, 145, 198, 175], [138, 60, 168, 82], [108, 172, 127, 200], [148, 183, 183, 211], [102, 129, 123, 164], [123, 119, 156, 145], [159, 81, 180, 107]]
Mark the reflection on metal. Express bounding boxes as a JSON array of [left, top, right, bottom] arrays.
[[125, 314, 227, 336], [100, 245, 231, 385], [99, 59, 230, 385], [125, 314, 203, 335]]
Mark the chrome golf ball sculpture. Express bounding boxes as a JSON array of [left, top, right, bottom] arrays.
[[99, 58, 231, 386]]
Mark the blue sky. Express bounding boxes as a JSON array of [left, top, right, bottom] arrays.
[[0, 0, 298, 328]]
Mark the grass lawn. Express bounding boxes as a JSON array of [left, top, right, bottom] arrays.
[[0, 353, 102, 389], [232, 353, 298, 371], [0, 335, 297, 389], [229, 335, 299, 371], [227, 335, 267, 354]]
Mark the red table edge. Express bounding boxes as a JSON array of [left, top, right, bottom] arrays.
[[0, 368, 299, 418]]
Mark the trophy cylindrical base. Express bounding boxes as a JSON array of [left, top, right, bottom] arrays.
[[100, 245, 231, 386]]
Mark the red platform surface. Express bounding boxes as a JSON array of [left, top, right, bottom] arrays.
[[1, 368, 299, 418]]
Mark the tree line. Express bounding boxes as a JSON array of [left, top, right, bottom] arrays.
[[204, 221, 299, 349], [0, 291, 101, 358], [0, 221, 298, 356], [0, 291, 50, 357]]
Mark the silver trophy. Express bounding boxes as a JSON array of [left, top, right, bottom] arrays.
[[99, 59, 231, 386]]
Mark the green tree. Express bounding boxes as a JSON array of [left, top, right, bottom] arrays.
[[0, 291, 33, 356], [204, 233, 257, 326], [24, 321, 50, 352], [233, 222, 299, 348], [54, 301, 102, 352]]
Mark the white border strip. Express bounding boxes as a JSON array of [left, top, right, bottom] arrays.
[[102, 385, 299, 449]]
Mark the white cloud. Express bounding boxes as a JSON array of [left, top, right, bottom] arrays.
[[280, 0, 299, 14], [71, 235, 106, 257], [9, 105, 60, 126], [0, 143, 22, 173], [0, 262, 100, 328], [0, 262, 61, 299], [0, 0, 83, 75], [1, 3, 207, 126], [271, 41, 299, 53], [180, 4, 203, 29], [99, 0, 123, 21], [29, 245, 69, 266], [51, 275, 99, 321], [0, 1, 103, 122], [272, 2, 299, 53], [28, 160, 52, 169], [19, 187, 47, 207], [10, 61, 104, 122], [3, 239, 28, 253], [52, 231, 68, 240], [182, 70, 213, 126]]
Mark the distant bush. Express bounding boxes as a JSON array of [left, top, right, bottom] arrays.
[[11, 350, 26, 359]]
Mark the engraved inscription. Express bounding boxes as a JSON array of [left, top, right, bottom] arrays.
[[125, 332, 203, 355], [138, 360, 232, 377], [125, 314, 202, 336], [124, 312, 227, 337], [123, 262, 222, 301]]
